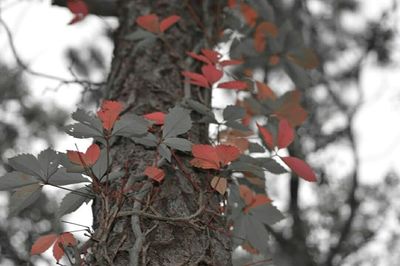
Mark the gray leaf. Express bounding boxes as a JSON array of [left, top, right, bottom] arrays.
[[0, 172, 39, 191], [71, 109, 103, 132], [250, 203, 285, 226], [125, 29, 156, 41], [112, 114, 149, 137], [185, 99, 216, 120], [223, 105, 245, 121], [47, 168, 89, 186], [9, 184, 42, 216], [248, 142, 265, 153], [92, 149, 109, 180], [8, 154, 43, 179], [159, 144, 171, 162], [38, 148, 60, 179], [131, 133, 158, 147], [232, 215, 246, 247], [64, 123, 103, 139], [163, 106, 192, 139], [58, 153, 85, 173], [163, 138, 192, 152], [228, 161, 265, 178], [224, 120, 250, 132], [245, 215, 270, 254], [263, 158, 287, 174], [57, 187, 93, 217]]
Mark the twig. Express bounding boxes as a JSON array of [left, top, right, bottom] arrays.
[[129, 181, 153, 266], [0, 16, 104, 87]]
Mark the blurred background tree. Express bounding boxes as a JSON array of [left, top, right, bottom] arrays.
[[0, 0, 399, 265]]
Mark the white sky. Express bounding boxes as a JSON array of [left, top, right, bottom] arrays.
[[1, 0, 400, 265]]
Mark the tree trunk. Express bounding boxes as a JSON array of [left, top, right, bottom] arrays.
[[88, 1, 232, 265]]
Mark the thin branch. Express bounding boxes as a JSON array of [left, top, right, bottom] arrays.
[[0, 16, 104, 87], [129, 181, 152, 266]]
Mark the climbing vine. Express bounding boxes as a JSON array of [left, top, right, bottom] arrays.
[[0, 0, 319, 264]]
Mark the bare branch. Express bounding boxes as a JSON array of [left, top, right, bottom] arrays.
[[0, 16, 105, 88]]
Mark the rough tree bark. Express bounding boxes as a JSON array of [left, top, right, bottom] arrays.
[[77, 1, 231, 265]]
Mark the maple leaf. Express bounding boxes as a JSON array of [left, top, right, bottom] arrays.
[[219, 129, 252, 152], [181, 71, 209, 88], [254, 22, 278, 52], [240, 3, 258, 27], [31, 232, 76, 262], [217, 80, 248, 90], [239, 185, 271, 213], [201, 65, 223, 85], [276, 119, 294, 149], [144, 166, 165, 182], [67, 144, 100, 166], [67, 0, 89, 25], [255, 81, 276, 100], [257, 119, 294, 150], [281, 157, 317, 182], [143, 112, 166, 125], [160, 15, 181, 32], [210, 176, 228, 195], [181, 65, 223, 89], [190, 144, 240, 170], [273, 90, 308, 127], [136, 14, 180, 34], [96, 100, 124, 130], [187, 49, 242, 68], [136, 14, 160, 33], [256, 123, 274, 150]]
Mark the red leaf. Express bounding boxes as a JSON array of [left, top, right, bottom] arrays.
[[190, 144, 239, 170], [256, 123, 274, 150], [247, 194, 272, 210], [201, 49, 221, 64], [53, 232, 76, 262], [239, 185, 271, 213], [281, 156, 317, 182], [97, 100, 124, 130], [277, 119, 294, 149], [215, 145, 240, 167], [143, 112, 166, 125], [256, 81, 276, 100], [286, 48, 319, 69], [239, 185, 254, 206], [186, 51, 211, 65], [274, 90, 308, 127], [201, 65, 223, 85], [190, 145, 220, 170], [269, 55, 280, 65], [67, 0, 88, 24], [217, 80, 248, 90], [144, 166, 165, 182], [67, 144, 100, 166], [254, 22, 278, 52], [219, 59, 243, 67], [181, 71, 209, 88], [228, 0, 237, 8], [31, 234, 58, 255], [240, 4, 258, 27], [31, 232, 76, 262], [160, 15, 181, 32], [210, 176, 228, 195], [136, 14, 160, 33]]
